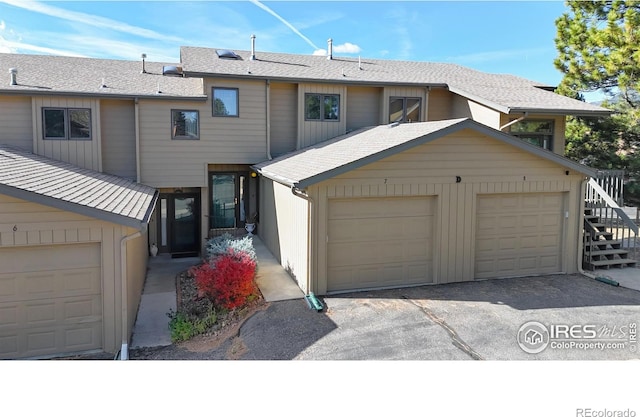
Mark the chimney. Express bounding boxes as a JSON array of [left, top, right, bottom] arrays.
[[141, 53, 147, 74], [9, 68, 17, 86], [327, 38, 333, 60], [250, 34, 256, 61]]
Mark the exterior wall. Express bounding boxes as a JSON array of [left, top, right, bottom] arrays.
[[346, 86, 381, 131], [0, 95, 33, 150], [500, 113, 567, 155], [0, 193, 143, 354], [381, 86, 429, 124], [269, 82, 298, 157], [259, 178, 309, 292], [101, 99, 137, 179], [309, 130, 584, 294], [32, 96, 102, 170], [451, 95, 501, 128], [298, 83, 347, 148], [138, 78, 267, 188], [427, 88, 453, 121], [126, 230, 148, 338]]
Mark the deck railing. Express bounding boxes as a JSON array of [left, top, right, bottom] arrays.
[[592, 169, 625, 206]]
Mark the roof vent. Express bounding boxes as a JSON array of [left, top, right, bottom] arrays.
[[216, 49, 241, 60], [162, 65, 183, 76], [9, 68, 17, 86], [141, 53, 147, 74], [250, 34, 256, 61], [327, 38, 333, 60]]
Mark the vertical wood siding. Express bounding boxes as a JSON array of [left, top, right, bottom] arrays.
[[0, 95, 33, 150], [346, 86, 381, 131], [33, 96, 102, 171], [452, 95, 501, 128], [297, 83, 346, 148], [311, 130, 584, 294], [101, 99, 137, 179], [269, 82, 298, 157], [427, 88, 453, 121]]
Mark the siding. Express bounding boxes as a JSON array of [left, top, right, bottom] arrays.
[[138, 78, 267, 188], [311, 129, 583, 294], [101, 99, 137, 179], [270, 82, 297, 157], [126, 231, 148, 338], [259, 178, 309, 292], [298, 83, 347, 148], [0, 95, 33, 150], [33, 96, 102, 170], [0, 193, 142, 353], [427, 88, 452, 121], [346, 86, 381, 131], [452, 95, 501, 128]]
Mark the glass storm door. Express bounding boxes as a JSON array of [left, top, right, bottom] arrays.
[[210, 173, 248, 229], [157, 193, 200, 256]]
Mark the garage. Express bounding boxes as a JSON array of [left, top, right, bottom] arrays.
[[475, 192, 565, 279], [327, 196, 435, 292], [0, 244, 102, 359]]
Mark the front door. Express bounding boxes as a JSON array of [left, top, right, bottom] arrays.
[[210, 173, 249, 229], [157, 193, 200, 257]]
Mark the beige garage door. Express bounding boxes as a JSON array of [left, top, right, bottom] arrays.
[[327, 197, 435, 292], [0, 243, 102, 359], [475, 193, 564, 279]]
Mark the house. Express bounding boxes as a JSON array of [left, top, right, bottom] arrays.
[[0, 38, 618, 358]]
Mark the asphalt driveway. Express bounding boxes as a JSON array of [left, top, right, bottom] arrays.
[[130, 273, 640, 360]]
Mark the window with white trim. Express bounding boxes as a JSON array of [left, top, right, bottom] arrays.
[[43, 108, 91, 140]]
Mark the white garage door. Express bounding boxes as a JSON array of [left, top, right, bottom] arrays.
[[0, 244, 102, 359], [327, 197, 435, 292], [475, 193, 564, 279]]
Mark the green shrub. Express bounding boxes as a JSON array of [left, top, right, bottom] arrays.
[[167, 306, 218, 343]]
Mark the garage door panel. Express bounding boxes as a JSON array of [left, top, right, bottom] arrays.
[[328, 197, 435, 292], [475, 193, 563, 279]]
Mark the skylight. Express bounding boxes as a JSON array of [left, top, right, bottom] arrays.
[[216, 50, 241, 60], [162, 65, 183, 76]]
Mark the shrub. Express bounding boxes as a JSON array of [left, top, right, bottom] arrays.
[[167, 306, 217, 342], [191, 249, 258, 310], [205, 233, 257, 262]]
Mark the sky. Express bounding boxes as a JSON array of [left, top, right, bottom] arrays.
[[0, 0, 572, 87]]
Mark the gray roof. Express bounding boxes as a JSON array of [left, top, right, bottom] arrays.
[[0, 145, 157, 229], [181, 46, 610, 116], [252, 119, 595, 189], [0, 53, 206, 99]]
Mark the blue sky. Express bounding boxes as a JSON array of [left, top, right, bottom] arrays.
[[0, 1, 569, 86]]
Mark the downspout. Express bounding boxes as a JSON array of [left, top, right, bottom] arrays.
[[134, 97, 141, 182], [499, 112, 528, 131], [266, 80, 272, 160], [577, 176, 598, 280], [119, 227, 144, 360], [291, 186, 313, 294]]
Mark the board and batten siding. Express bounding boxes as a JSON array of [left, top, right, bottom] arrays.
[[0, 193, 145, 354], [309, 129, 584, 294], [298, 83, 347, 148], [427, 88, 453, 122], [138, 78, 267, 188], [33, 96, 102, 171], [0, 95, 33, 151], [259, 178, 310, 293], [346, 86, 382, 132], [269, 82, 298, 157], [381, 86, 429, 124], [101, 99, 137, 180]]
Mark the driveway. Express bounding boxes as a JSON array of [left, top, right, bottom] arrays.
[[130, 274, 640, 360]]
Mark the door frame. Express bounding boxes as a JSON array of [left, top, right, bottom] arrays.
[[209, 171, 250, 230], [156, 192, 201, 256]]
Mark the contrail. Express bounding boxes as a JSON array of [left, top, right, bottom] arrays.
[[249, 0, 320, 51]]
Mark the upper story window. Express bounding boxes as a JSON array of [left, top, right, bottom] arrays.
[[212, 87, 239, 117], [171, 110, 199, 140], [509, 119, 554, 151], [305, 94, 340, 121], [43, 108, 91, 140], [389, 97, 421, 123]]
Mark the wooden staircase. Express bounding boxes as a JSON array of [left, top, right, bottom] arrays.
[[584, 208, 637, 270]]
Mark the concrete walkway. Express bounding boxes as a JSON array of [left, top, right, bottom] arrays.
[[595, 265, 640, 292], [130, 235, 304, 349]]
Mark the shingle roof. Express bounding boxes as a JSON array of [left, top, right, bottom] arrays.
[[0, 145, 157, 229], [0, 53, 205, 99], [252, 119, 595, 188], [181, 46, 610, 116]]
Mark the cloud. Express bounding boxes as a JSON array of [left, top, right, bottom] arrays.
[[0, 38, 87, 56], [249, 0, 320, 51], [312, 49, 326, 56], [333, 42, 361, 54], [0, 0, 184, 42], [0, 20, 5, 31]]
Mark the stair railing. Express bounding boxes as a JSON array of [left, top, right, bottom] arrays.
[[585, 177, 638, 262]]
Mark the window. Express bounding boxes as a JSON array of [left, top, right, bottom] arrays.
[[43, 108, 91, 140], [171, 110, 199, 140], [509, 119, 554, 151], [389, 97, 421, 123], [212, 87, 239, 117], [305, 94, 340, 121]]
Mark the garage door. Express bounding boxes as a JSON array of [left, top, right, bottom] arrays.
[[0, 243, 102, 359], [327, 197, 435, 292], [475, 193, 564, 279]]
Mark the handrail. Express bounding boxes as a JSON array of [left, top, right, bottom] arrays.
[[588, 178, 638, 234]]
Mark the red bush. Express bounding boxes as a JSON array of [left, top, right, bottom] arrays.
[[190, 249, 257, 310]]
